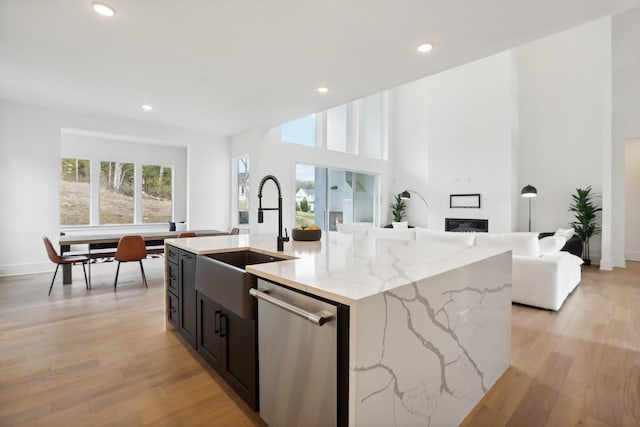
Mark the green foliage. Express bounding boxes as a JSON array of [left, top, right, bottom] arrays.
[[60, 158, 90, 182], [569, 186, 602, 260], [100, 161, 134, 196], [300, 197, 310, 212], [296, 180, 315, 191], [295, 211, 315, 228], [390, 194, 406, 222], [142, 165, 172, 200]]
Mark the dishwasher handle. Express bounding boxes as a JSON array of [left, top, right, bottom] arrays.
[[249, 288, 333, 326]]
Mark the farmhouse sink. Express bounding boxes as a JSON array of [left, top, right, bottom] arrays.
[[195, 250, 287, 319]]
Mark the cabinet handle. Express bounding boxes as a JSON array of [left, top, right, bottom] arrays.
[[220, 313, 228, 338], [214, 310, 221, 333]]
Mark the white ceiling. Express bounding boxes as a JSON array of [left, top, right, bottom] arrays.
[[1, 0, 638, 136]]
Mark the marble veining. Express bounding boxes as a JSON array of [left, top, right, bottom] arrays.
[[350, 253, 511, 427]]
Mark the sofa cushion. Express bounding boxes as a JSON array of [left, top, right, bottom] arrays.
[[539, 236, 567, 256], [475, 232, 540, 257], [415, 228, 475, 247], [369, 227, 416, 241], [336, 223, 368, 236]]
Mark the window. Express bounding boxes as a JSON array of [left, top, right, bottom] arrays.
[[281, 93, 384, 159], [359, 94, 382, 159], [295, 164, 324, 229], [326, 104, 349, 153], [237, 156, 250, 225], [60, 158, 90, 225], [100, 161, 134, 224], [142, 165, 173, 223], [296, 163, 376, 231], [281, 114, 316, 147]]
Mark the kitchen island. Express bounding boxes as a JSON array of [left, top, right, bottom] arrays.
[[164, 232, 511, 427]]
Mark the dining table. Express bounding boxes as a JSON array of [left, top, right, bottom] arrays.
[[59, 229, 228, 284]]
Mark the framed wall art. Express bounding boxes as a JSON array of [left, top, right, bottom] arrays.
[[449, 194, 481, 209]]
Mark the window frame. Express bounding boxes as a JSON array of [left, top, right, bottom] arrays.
[[232, 154, 251, 230], [281, 92, 387, 160], [294, 162, 378, 231], [60, 157, 92, 226]]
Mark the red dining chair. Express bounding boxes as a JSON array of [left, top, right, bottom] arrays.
[[113, 235, 147, 291], [178, 232, 197, 238], [43, 236, 90, 295]]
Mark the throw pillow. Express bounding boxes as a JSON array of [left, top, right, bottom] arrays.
[[415, 228, 475, 247], [475, 232, 540, 257], [369, 227, 416, 241], [554, 228, 574, 240], [539, 236, 567, 256]]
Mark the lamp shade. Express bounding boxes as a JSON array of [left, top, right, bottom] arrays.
[[400, 190, 411, 199], [521, 185, 537, 198]]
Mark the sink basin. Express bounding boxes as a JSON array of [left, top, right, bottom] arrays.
[[195, 250, 287, 319]]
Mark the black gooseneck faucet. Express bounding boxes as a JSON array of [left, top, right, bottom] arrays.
[[257, 174, 289, 251]]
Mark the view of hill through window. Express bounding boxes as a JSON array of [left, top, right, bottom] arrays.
[[60, 159, 172, 225]]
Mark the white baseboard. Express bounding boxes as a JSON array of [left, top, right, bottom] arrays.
[[625, 251, 640, 261], [613, 257, 627, 268], [599, 255, 627, 270], [599, 258, 613, 271], [0, 262, 53, 277]]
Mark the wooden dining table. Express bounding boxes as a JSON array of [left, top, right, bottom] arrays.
[[59, 229, 228, 284]]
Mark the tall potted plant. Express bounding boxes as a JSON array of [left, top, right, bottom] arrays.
[[390, 193, 406, 223], [569, 186, 602, 265]]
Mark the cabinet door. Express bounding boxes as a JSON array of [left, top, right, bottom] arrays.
[[179, 250, 197, 348], [222, 309, 258, 410], [197, 293, 223, 372], [167, 261, 179, 295], [167, 291, 180, 328]]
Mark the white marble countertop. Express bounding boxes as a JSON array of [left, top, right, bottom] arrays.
[[166, 233, 508, 305]]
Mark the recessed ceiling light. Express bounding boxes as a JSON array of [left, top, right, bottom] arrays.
[[417, 43, 433, 53], [92, 2, 116, 17], [141, 104, 153, 111], [317, 87, 329, 94]]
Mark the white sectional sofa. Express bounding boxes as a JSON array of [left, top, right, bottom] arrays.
[[343, 226, 583, 311]]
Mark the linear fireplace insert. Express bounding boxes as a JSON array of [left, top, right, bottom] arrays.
[[445, 218, 489, 233]]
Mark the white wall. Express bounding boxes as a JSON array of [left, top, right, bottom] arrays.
[[612, 7, 640, 267], [230, 126, 390, 237], [0, 99, 229, 276], [391, 52, 516, 232], [61, 131, 188, 225], [625, 139, 640, 260], [516, 18, 611, 264]]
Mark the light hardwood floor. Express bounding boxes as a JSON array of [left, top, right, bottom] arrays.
[[1, 258, 639, 426]]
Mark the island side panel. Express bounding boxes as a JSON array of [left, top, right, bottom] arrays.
[[164, 242, 170, 331], [349, 252, 511, 427]]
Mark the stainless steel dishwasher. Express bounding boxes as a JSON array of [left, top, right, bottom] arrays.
[[250, 278, 343, 427]]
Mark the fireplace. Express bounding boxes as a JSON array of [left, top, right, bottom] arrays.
[[445, 218, 489, 233]]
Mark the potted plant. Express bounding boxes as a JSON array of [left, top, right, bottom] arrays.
[[390, 193, 406, 225], [569, 186, 602, 265]]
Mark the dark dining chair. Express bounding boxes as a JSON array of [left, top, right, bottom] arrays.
[[178, 232, 197, 238], [43, 236, 90, 296], [113, 235, 147, 291]]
